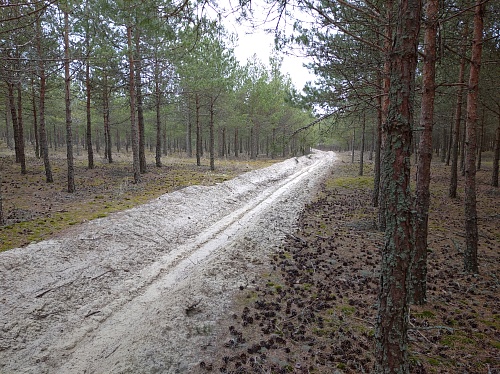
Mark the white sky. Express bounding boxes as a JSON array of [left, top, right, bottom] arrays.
[[215, 1, 316, 92], [234, 29, 316, 92]]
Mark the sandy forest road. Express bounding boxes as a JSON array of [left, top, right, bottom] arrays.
[[0, 150, 336, 374]]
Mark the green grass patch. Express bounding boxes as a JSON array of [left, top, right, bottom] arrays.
[[325, 176, 373, 190], [413, 310, 436, 319], [301, 283, 313, 290], [340, 305, 356, 316], [440, 331, 475, 348], [427, 357, 442, 366]]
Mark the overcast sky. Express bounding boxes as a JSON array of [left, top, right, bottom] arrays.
[[233, 28, 315, 92], [216, 1, 316, 93]]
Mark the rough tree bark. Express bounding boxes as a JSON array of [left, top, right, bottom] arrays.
[[85, 50, 94, 169], [103, 74, 112, 163], [36, 15, 53, 183], [249, 126, 255, 160], [127, 24, 141, 184], [449, 28, 467, 198], [271, 127, 277, 159], [186, 102, 192, 158], [446, 121, 452, 165], [460, 107, 467, 176], [7, 48, 26, 174], [373, 72, 383, 207], [135, 29, 147, 174], [492, 107, 500, 187], [377, 0, 393, 229], [222, 127, 226, 158], [16, 81, 26, 175], [370, 122, 375, 161], [359, 114, 365, 176], [250, 125, 256, 160], [476, 109, 484, 170], [375, 0, 421, 372], [209, 97, 215, 171], [195, 94, 201, 167], [154, 55, 162, 168], [7, 83, 22, 168], [0, 171, 4, 225], [440, 127, 447, 163], [162, 122, 167, 156], [85, 0, 94, 170], [64, 9, 75, 193], [351, 129, 355, 163], [412, 0, 438, 305], [234, 128, 238, 158], [463, 0, 484, 274], [31, 79, 40, 159], [116, 128, 120, 152]]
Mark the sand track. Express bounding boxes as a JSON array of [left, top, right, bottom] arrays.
[[0, 150, 336, 374]]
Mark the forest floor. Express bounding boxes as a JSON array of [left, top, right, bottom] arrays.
[[0, 149, 499, 373], [194, 156, 500, 374]]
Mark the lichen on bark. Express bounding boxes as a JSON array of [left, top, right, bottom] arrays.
[[375, 1, 422, 372]]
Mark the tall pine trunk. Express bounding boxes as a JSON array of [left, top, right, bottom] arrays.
[[85, 0, 94, 169], [234, 128, 238, 158], [375, 0, 421, 372], [492, 108, 500, 187], [412, 0, 438, 305], [223, 128, 226, 157], [195, 94, 201, 167], [209, 97, 215, 171], [186, 99, 192, 158], [31, 79, 40, 158], [36, 15, 53, 183], [16, 80, 26, 174], [103, 74, 112, 163], [476, 110, 484, 170], [135, 29, 147, 174], [377, 0, 393, 229], [154, 56, 162, 167], [359, 114, 365, 176], [64, 10, 75, 193], [351, 129, 355, 163], [116, 128, 120, 152], [463, 0, 484, 274], [460, 114, 466, 176], [250, 125, 256, 159], [440, 127, 447, 163], [449, 30, 467, 198], [85, 51, 94, 169], [5, 101, 12, 150], [127, 25, 140, 184], [0, 172, 4, 224], [373, 72, 383, 207], [7, 83, 21, 167]]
